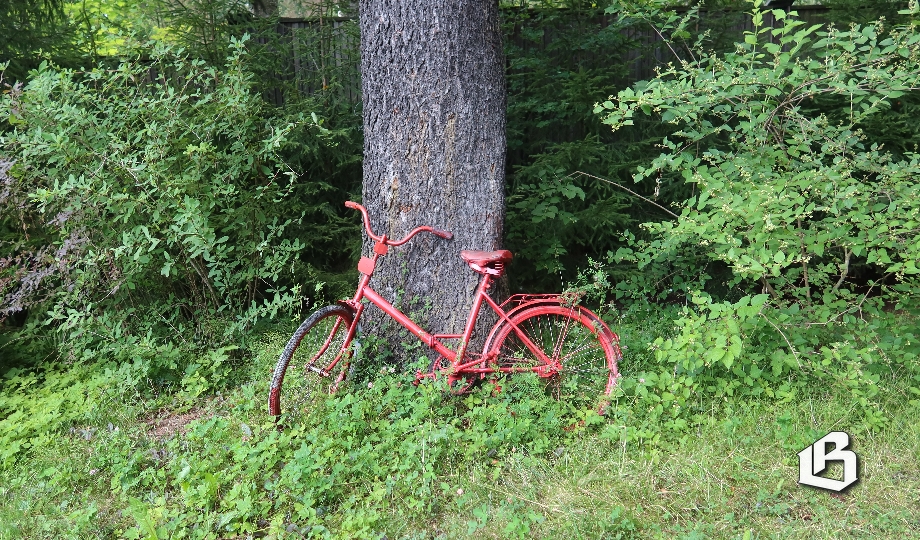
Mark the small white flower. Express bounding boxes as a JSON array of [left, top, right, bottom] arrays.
[[639, 378, 645, 383], [368, 382, 373, 389], [456, 488, 464, 496]]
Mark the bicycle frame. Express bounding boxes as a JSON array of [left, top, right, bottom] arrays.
[[310, 202, 578, 387], [320, 251, 565, 384]]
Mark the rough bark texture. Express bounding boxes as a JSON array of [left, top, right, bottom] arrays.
[[359, 0, 506, 358]]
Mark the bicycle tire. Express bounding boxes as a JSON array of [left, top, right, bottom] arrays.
[[268, 304, 355, 423], [487, 305, 621, 411]]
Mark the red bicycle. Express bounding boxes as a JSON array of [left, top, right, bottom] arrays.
[[269, 201, 622, 421]]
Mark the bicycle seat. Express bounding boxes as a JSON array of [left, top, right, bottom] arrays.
[[460, 250, 513, 276]]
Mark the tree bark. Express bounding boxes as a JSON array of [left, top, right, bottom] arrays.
[[358, 0, 506, 360]]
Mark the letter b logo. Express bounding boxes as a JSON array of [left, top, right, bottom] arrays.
[[797, 431, 858, 492]]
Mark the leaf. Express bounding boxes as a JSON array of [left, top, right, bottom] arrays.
[[128, 498, 159, 540]]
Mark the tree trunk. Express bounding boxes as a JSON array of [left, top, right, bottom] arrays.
[[358, 0, 506, 361]]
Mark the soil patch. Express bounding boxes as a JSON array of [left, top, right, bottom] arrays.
[[144, 408, 208, 440]]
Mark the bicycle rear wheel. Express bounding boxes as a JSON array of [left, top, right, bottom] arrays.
[[487, 305, 620, 411], [268, 305, 355, 425]]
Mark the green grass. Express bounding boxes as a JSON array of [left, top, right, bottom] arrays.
[[1, 317, 918, 539], [433, 396, 920, 539]]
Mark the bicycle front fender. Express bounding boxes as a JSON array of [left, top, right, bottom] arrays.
[[335, 299, 359, 318]]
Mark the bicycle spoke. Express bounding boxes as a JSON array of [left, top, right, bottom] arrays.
[[551, 310, 575, 361], [488, 305, 619, 410]]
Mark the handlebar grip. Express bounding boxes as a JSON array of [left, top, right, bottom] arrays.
[[344, 201, 360, 210], [431, 228, 453, 240]]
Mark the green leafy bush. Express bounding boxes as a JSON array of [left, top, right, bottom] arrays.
[[588, 0, 920, 431], [501, 1, 780, 291], [0, 37, 347, 363], [100, 374, 595, 539]]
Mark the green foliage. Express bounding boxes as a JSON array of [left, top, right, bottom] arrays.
[[2, 322, 919, 538], [502, 2, 667, 291], [502, 1, 920, 293], [147, 0, 275, 64], [586, 0, 920, 431], [0, 38, 351, 363], [65, 0, 159, 61], [251, 4, 365, 295], [0, 361, 105, 467], [63, 365, 601, 538], [502, 1, 792, 292], [0, 0, 83, 82]]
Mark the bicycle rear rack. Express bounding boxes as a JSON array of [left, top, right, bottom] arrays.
[[498, 291, 584, 310]]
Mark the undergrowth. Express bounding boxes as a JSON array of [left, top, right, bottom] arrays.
[[1, 306, 918, 539]]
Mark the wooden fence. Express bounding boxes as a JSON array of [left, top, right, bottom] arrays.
[[264, 6, 832, 105]]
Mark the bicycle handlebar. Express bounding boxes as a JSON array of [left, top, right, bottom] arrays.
[[344, 201, 453, 245], [344, 201, 380, 241]]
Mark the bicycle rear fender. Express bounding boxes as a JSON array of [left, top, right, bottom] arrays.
[[480, 294, 619, 356]]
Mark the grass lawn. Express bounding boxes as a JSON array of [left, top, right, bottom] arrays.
[[1, 322, 918, 539]]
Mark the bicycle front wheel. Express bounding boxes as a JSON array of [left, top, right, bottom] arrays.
[[487, 305, 621, 410], [268, 305, 355, 424]]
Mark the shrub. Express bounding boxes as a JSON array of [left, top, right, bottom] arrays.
[[502, 3, 665, 291], [587, 0, 920, 431], [0, 37, 342, 364]]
